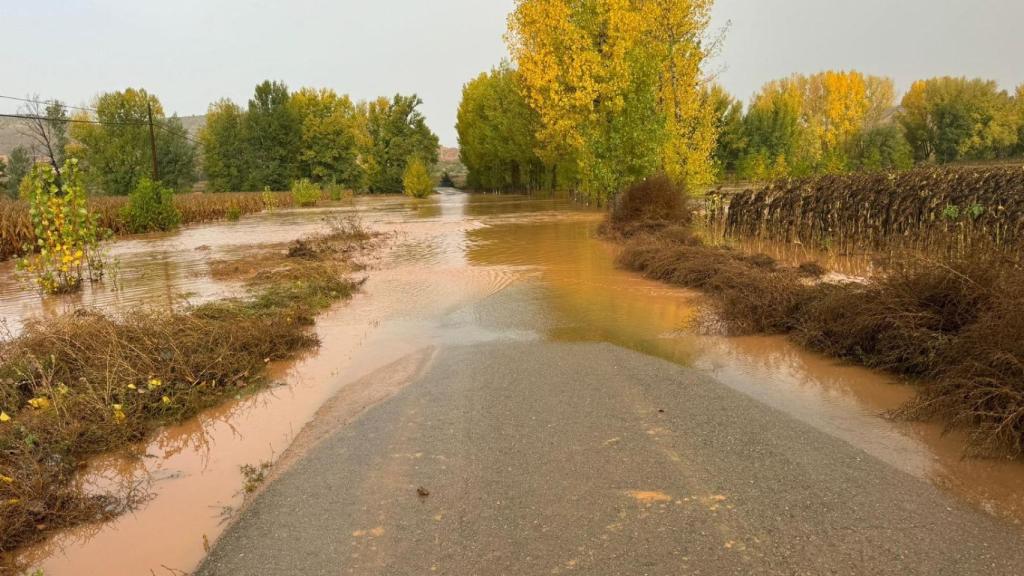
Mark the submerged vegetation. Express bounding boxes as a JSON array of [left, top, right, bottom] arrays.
[[0, 217, 376, 555], [0, 190, 296, 262], [607, 177, 1024, 458]]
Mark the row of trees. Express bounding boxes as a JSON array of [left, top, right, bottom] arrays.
[[457, 2, 1024, 197], [713, 74, 1024, 181], [201, 82, 439, 193], [3, 83, 440, 198]]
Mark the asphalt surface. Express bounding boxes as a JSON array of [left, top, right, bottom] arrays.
[[198, 341, 1024, 576]]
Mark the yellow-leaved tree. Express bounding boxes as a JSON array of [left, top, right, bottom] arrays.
[[507, 0, 716, 202], [740, 71, 895, 176]]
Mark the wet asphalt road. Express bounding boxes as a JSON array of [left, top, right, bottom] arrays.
[[198, 341, 1024, 576]]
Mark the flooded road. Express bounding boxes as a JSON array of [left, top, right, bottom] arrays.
[[8, 190, 1024, 575]]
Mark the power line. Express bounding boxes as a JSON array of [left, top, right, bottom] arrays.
[[155, 121, 202, 145], [0, 112, 147, 127], [1, 112, 203, 144], [1, 93, 203, 148], [0, 94, 99, 114]]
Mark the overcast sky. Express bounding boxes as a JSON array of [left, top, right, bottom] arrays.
[[2, 1, 1022, 147]]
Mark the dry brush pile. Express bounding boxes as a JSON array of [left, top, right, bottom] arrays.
[[722, 166, 1024, 255], [0, 191, 296, 261], [607, 176, 1024, 459], [0, 218, 375, 557]]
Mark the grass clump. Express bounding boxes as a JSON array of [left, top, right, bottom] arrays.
[[291, 178, 321, 208], [0, 218, 374, 555], [240, 462, 272, 494], [611, 177, 1024, 457]]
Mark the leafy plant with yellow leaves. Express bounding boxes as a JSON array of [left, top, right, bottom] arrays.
[[16, 159, 107, 294]]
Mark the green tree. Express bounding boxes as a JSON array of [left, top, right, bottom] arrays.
[[707, 85, 746, 177], [157, 116, 198, 191], [242, 81, 301, 191], [846, 125, 914, 172], [290, 88, 363, 188], [738, 79, 808, 178], [1014, 84, 1024, 155], [69, 88, 196, 195], [4, 146, 33, 199], [360, 94, 439, 193], [402, 158, 434, 198], [456, 63, 545, 191], [200, 99, 248, 192], [899, 77, 1018, 163]]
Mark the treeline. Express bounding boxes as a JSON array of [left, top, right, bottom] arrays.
[[713, 74, 1024, 181], [459, 0, 719, 203], [201, 82, 438, 193], [2, 82, 439, 198], [456, 0, 1024, 199]]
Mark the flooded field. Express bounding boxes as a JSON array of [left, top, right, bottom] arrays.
[[6, 190, 1023, 575]]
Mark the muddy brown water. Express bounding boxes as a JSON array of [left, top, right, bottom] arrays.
[[5, 190, 1023, 575]]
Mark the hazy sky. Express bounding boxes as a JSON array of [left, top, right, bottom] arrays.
[[2, 1, 1022, 147]]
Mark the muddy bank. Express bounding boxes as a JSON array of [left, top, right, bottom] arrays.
[[0, 218, 375, 559], [608, 179, 1024, 458]]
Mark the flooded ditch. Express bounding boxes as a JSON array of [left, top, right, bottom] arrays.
[[4, 190, 1023, 575]]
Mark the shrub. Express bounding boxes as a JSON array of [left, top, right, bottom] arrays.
[[120, 178, 182, 234], [604, 174, 693, 238], [291, 178, 321, 207], [261, 186, 278, 211], [325, 181, 349, 201], [16, 159, 107, 294], [402, 158, 434, 199], [226, 204, 242, 221]]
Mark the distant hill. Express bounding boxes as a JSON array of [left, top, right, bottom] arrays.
[[0, 114, 206, 158]]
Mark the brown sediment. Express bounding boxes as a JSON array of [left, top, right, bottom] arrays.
[[252, 346, 437, 496]]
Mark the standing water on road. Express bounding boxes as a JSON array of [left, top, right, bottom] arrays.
[[9, 190, 1024, 575]]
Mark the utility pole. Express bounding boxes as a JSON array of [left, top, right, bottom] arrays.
[[147, 101, 159, 181]]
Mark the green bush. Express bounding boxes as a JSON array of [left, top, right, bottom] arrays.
[[402, 158, 434, 199], [120, 178, 181, 234], [291, 178, 321, 207], [325, 181, 349, 201]]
